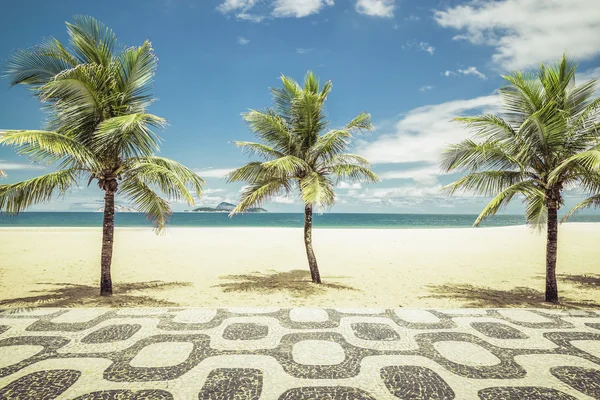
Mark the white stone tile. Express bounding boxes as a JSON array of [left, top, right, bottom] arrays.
[[173, 309, 217, 324], [498, 309, 552, 323], [394, 309, 440, 323], [0, 345, 44, 369], [292, 340, 345, 365], [289, 308, 328, 322], [437, 309, 487, 315], [6, 308, 58, 317], [227, 308, 279, 314], [130, 342, 194, 368], [51, 309, 107, 323], [117, 309, 168, 316], [571, 340, 600, 358], [434, 341, 500, 366], [335, 308, 383, 314]]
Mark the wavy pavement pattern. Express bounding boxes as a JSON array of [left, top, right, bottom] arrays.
[[0, 308, 599, 399]]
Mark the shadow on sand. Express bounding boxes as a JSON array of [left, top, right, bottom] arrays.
[[215, 269, 359, 297], [0, 281, 192, 308], [425, 283, 600, 309], [559, 273, 600, 289]]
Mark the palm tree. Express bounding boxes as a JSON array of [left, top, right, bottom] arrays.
[[441, 55, 600, 304], [0, 16, 204, 296], [227, 72, 379, 283]]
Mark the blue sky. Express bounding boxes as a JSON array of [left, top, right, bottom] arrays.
[[0, 0, 599, 213]]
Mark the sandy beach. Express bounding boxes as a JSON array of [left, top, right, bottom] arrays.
[[0, 224, 598, 309]]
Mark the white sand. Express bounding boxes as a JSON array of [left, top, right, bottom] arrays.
[[0, 224, 598, 308]]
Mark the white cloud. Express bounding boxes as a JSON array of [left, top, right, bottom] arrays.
[[217, 0, 258, 13], [272, 195, 295, 204], [443, 67, 486, 79], [217, 0, 333, 21], [237, 36, 250, 45], [0, 160, 44, 170], [337, 181, 362, 189], [457, 66, 486, 79], [358, 95, 501, 164], [379, 165, 441, 185], [577, 66, 600, 84], [195, 168, 234, 178], [296, 48, 314, 54], [273, 0, 334, 18], [204, 188, 227, 194], [419, 85, 434, 92], [355, 0, 395, 18], [577, 66, 600, 96], [434, 0, 600, 70], [402, 41, 435, 56]]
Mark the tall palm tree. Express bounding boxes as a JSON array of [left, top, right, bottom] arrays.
[[227, 72, 379, 283], [0, 16, 204, 296], [441, 55, 600, 304]]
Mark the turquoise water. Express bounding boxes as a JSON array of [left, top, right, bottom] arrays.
[[1, 212, 599, 228]]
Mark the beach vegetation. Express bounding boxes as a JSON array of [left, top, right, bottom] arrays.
[[442, 54, 600, 304], [227, 71, 379, 283], [0, 16, 204, 296]]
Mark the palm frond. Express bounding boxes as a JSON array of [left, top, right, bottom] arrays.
[[441, 139, 521, 173], [132, 156, 204, 195], [120, 178, 171, 232], [94, 113, 164, 158], [226, 162, 266, 183], [233, 141, 285, 160], [0, 170, 77, 214], [300, 172, 335, 207], [561, 194, 600, 222], [0, 130, 97, 168], [328, 164, 380, 183], [128, 160, 196, 205], [473, 180, 540, 226], [66, 15, 117, 66], [4, 37, 78, 87], [443, 170, 526, 196], [232, 179, 292, 214]]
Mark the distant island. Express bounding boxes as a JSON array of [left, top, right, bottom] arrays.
[[188, 202, 267, 213]]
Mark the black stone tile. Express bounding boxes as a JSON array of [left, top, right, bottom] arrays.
[[81, 324, 142, 344], [72, 389, 174, 399], [470, 322, 528, 339], [478, 386, 577, 399], [198, 368, 262, 399], [278, 386, 376, 399], [551, 366, 600, 398], [0, 369, 81, 399], [381, 366, 455, 400], [351, 323, 400, 341], [223, 323, 268, 340]]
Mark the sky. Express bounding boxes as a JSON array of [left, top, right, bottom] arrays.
[[0, 0, 599, 214]]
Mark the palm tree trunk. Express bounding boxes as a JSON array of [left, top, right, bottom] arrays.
[[545, 203, 559, 303], [304, 203, 321, 284], [100, 190, 115, 296]]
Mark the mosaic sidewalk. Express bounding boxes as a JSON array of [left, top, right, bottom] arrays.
[[0, 308, 599, 399]]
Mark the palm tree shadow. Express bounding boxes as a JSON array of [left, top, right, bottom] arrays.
[[0, 281, 192, 309], [425, 283, 600, 309], [215, 269, 359, 298], [559, 274, 600, 289]]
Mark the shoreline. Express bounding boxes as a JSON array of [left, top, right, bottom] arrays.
[[1, 222, 599, 232]]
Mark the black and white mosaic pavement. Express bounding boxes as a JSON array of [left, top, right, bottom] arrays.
[[0, 308, 599, 399]]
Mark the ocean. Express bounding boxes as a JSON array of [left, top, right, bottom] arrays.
[[1, 212, 599, 229]]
